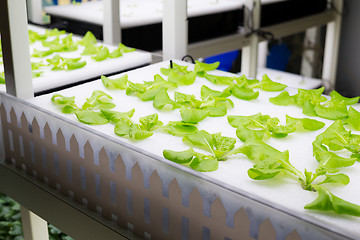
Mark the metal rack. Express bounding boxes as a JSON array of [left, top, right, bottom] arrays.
[[0, 1, 343, 239]]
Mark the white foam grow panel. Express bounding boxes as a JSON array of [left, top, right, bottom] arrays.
[[1, 61, 359, 239]]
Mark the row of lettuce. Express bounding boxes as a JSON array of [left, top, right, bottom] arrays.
[[51, 61, 360, 217], [0, 29, 135, 84]]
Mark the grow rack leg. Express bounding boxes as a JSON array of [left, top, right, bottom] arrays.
[[0, 1, 46, 239], [0, 0, 34, 99], [162, 0, 188, 60], [322, 0, 343, 91], [21, 206, 50, 240], [241, 0, 261, 78], [103, 0, 121, 45]]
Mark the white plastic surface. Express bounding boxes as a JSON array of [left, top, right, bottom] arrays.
[[255, 67, 323, 90], [0, 25, 152, 93], [44, 0, 244, 28], [29, 60, 360, 237]]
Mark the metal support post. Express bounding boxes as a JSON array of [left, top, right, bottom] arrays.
[[26, 0, 43, 24], [0, 0, 34, 99], [162, 0, 188, 60], [241, 0, 261, 78], [322, 0, 343, 91], [103, 0, 121, 45], [301, 27, 321, 78], [0, 1, 46, 239]]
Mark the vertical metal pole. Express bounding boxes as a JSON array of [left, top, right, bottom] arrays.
[[301, 27, 320, 78], [21, 206, 50, 240], [0, 0, 34, 99], [0, 1, 46, 239], [241, 0, 260, 78], [103, 0, 121, 45], [26, 0, 43, 24], [322, 0, 343, 91], [257, 40, 268, 68], [162, 0, 188, 60]]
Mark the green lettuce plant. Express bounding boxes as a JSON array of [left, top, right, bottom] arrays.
[[202, 73, 287, 101], [163, 130, 237, 171], [51, 90, 115, 125], [228, 113, 325, 140], [0, 72, 5, 84], [46, 54, 86, 71], [270, 88, 360, 120]]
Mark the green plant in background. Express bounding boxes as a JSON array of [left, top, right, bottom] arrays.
[[0, 72, 5, 85], [41, 34, 78, 53], [78, 32, 135, 62], [0, 193, 74, 240], [46, 54, 86, 71]]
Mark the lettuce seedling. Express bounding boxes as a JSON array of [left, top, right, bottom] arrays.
[[28, 30, 47, 43], [118, 43, 136, 53], [153, 85, 233, 121], [31, 49, 54, 58], [41, 34, 77, 52], [343, 106, 360, 130], [46, 54, 86, 71], [313, 120, 360, 163], [0, 72, 5, 84], [125, 74, 177, 101], [194, 61, 219, 77], [305, 185, 360, 216], [228, 113, 324, 141], [235, 137, 360, 216], [101, 75, 128, 90], [92, 46, 109, 61], [160, 62, 197, 85], [153, 88, 181, 111], [77, 31, 97, 46], [161, 121, 198, 137], [110, 112, 163, 140], [51, 90, 115, 125], [45, 28, 66, 37], [270, 89, 359, 120], [203, 74, 286, 101], [180, 106, 209, 124], [204, 73, 236, 85], [163, 130, 237, 171], [32, 71, 43, 78]]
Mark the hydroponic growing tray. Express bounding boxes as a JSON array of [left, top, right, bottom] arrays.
[[0, 24, 152, 94], [1, 60, 359, 239], [44, 0, 243, 51]]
